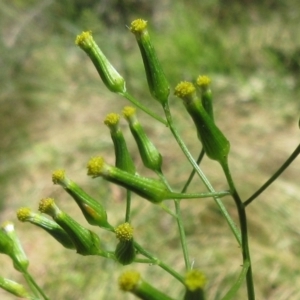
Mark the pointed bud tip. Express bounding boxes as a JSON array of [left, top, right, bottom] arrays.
[[130, 19, 148, 33], [119, 270, 141, 291], [52, 169, 66, 184], [115, 223, 134, 241]]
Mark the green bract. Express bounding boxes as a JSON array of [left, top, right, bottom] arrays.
[[39, 198, 103, 256], [1, 222, 29, 273], [130, 19, 170, 105], [0, 277, 30, 298], [197, 75, 214, 121], [104, 113, 136, 174], [119, 271, 175, 300], [17, 207, 75, 250], [52, 170, 113, 230], [175, 81, 230, 167], [75, 31, 126, 94], [87, 156, 171, 203], [123, 106, 163, 172]]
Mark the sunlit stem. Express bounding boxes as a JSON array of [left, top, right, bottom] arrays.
[[23, 271, 49, 300], [221, 160, 255, 300], [157, 171, 191, 270], [222, 260, 250, 300], [120, 91, 167, 125], [244, 143, 300, 206], [133, 241, 185, 285], [163, 103, 241, 246], [125, 190, 132, 222]]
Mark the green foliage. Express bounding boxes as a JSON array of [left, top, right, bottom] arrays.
[[0, 1, 300, 299]]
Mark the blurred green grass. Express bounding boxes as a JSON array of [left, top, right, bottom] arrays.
[[0, 0, 300, 299]]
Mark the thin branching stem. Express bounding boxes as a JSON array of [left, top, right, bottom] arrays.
[[163, 103, 242, 246], [222, 160, 255, 300], [121, 91, 168, 125], [133, 241, 185, 285], [244, 143, 300, 206]]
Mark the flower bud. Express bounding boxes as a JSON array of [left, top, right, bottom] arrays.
[[75, 31, 126, 94], [114, 223, 135, 265], [0, 277, 31, 298], [196, 75, 214, 121], [130, 19, 170, 105], [104, 113, 136, 174], [52, 169, 113, 230], [119, 270, 174, 300], [174, 81, 230, 166], [0, 225, 14, 257], [87, 156, 229, 201], [123, 106, 162, 172], [17, 207, 75, 250], [38, 198, 103, 256], [184, 270, 206, 300], [1, 222, 28, 273], [87, 156, 172, 203]]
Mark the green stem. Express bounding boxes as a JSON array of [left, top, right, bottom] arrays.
[[121, 91, 168, 125], [157, 171, 191, 270], [125, 190, 132, 222], [181, 149, 205, 193], [23, 271, 49, 300], [133, 241, 185, 285], [244, 143, 300, 207], [222, 160, 255, 300], [169, 190, 230, 200], [163, 103, 241, 246], [222, 260, 250, 300]]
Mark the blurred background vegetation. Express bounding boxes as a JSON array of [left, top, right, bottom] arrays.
[[0, 0, 299, 299]]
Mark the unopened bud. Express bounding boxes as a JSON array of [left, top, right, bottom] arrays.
[[39, 198, 102, 256], [130, 19, 170, 105], [0, 277, 31, 298], [184, 269, 206, 300], [52, 170, 113, 230], [175, 81, 230, 166], [1, 222, 28, 273], [119, 270, 174, 299], [115, 223, 135, 265], [17, 207, 75, 250], [196, 75, 214, 121], [104, 113, 136, 174], [75, 31, 126, 94], [123, 106, 162, 172], [87, 156, 171, 203]]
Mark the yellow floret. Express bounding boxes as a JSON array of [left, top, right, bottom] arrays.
[[119, 270, 140, 291], [115, 223, 134, 241], [196, 75, 211, 88], [38, 198, 55, 214], [185, 269, 206, 291], [122, 106, 136, 118], [104, 113, 120, 126], [174, 81, 196, 98], [87, 156, 105, 177], [52, 169, 66, 184], [16, 208, 32, 222], [75, 31, 93, 46], [130, 19, 148, 33]]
